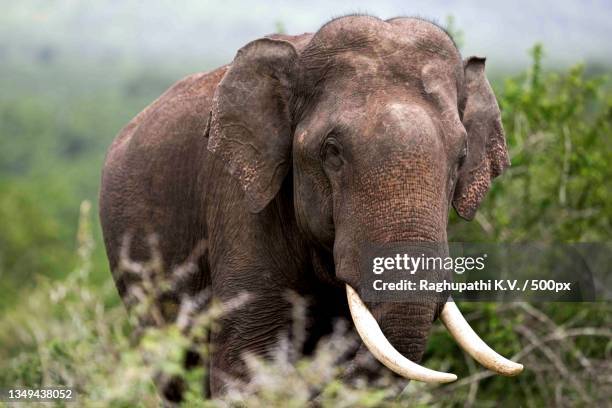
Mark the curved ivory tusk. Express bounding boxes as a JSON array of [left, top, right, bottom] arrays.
[[346, 285, 457, 383], [440, 301, 523, 376]]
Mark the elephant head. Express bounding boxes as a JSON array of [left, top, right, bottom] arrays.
[[208, 16, 522, 382]]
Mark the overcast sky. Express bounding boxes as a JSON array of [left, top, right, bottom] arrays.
[[3, 0, 611, 72]]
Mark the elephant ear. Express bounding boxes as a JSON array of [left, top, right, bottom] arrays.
[[208, 38, 298, 213], [453, 57, 510, 220]]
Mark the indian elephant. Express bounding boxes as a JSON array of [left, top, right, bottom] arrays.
[[99, 14, 523, 399]]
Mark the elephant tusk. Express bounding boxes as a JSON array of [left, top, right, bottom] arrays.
[[440, 301, 523, 376], [346, 284, 457, 383]]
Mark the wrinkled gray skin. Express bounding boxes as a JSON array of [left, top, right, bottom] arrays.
[[100, 15, 509, 400]]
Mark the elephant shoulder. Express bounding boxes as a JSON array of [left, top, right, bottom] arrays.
[[100, 65, 229, 222], [109, 65, 229, 157]]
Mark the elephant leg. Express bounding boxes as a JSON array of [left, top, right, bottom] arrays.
[[208, 290, 293, 396]]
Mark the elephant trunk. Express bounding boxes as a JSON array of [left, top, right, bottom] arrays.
[[333, 204, 452, 381]]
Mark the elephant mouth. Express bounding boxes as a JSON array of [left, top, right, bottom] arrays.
[[345, 284, 523, 383]]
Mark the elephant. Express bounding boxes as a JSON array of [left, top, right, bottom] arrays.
[[99, 15, 523, 400]]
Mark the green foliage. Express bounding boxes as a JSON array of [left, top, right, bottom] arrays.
[[441, 44, 612, 406], [0, 60, 181, 310], [0, 204, 412, 407], [448, 44, 612, 242]]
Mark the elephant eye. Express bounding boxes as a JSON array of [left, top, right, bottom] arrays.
[[458, 144, 468, 166], [321, 137, 344, 171]]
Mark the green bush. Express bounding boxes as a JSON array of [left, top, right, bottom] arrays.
[[449, 44, 612, 243]]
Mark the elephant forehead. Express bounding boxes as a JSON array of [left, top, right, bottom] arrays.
[[299, 19, 461, 96], [303, 15, 460, 67]]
